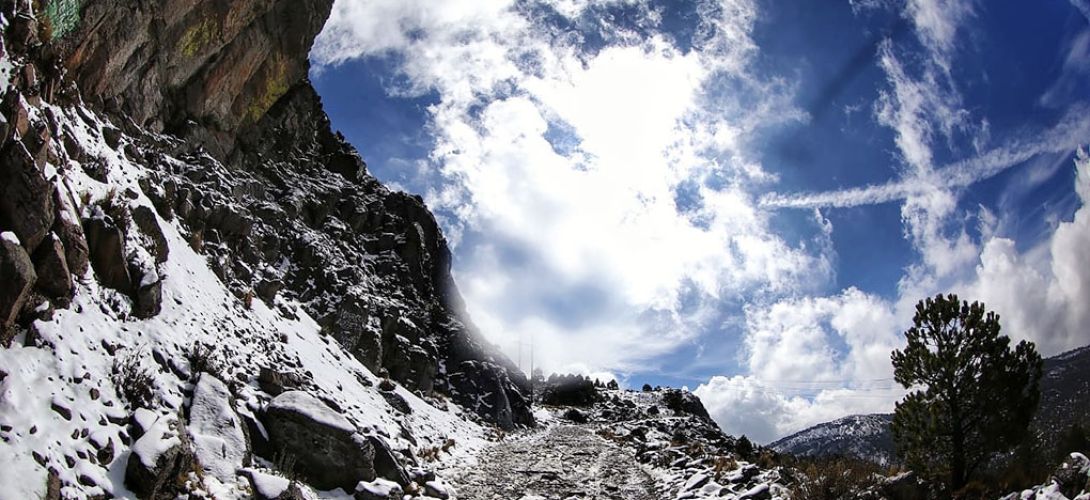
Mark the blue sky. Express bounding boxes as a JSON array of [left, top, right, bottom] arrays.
[[311, 0, 1090, 442]]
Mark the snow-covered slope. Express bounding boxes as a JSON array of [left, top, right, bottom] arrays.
[[0, 97, 488, 499], [769, 413, 895, 466]]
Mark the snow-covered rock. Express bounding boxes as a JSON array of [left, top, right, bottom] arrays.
[[188, 372, 249, 483]]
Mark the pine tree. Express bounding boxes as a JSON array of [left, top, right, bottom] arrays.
[[891, 294, 1042, 492]]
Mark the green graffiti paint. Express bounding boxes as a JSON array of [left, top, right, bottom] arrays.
[[44, 0, 82, 41]]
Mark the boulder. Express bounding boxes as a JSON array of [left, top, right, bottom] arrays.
[[330, 297, 382, 373], [877, 471, 930, 500], [83, 214, 132, 293], [0, 233, 37, 334], [31, 233, 72, 300], [365, 435, 410, 487], [262, 391, 376, 491], [132, 269, 163, 319], [188, 373, 249, 482], [132, 205, 169, 264], [244, 469, 305, 500], [1052, 452, 1090, 498], [51, 187, 90, 277], [354, 478, 403, 500], [124, 413, 195, 499], [0, 141, 54, 253], [449, 361, 522, 430], [562, 408, 588, 424]]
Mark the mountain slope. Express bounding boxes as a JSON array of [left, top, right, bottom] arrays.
[[770, 413, 896, 466], [0, 0, 532, 497], [770, 345, 1090, 467]]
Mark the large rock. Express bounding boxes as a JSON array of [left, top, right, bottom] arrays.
[[124, 413, 195, 499], [132, 205, 169, 264], [51, 187, 90, 278], [83, 213, 132, 294], [0, 233, 37, 336], [31, 233, 72, 300], [365, 435, 410, 487], [188, 373, 249, 482], [53, 0, 334, 156], [0, 141, 54, 253], [262, 391, 376, 491], [132, 269, 163, 319], [448, 361, 535, 431], [329, 296, 382, 373]]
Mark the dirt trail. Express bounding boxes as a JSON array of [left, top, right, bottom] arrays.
[[449, 424, 659, 500]]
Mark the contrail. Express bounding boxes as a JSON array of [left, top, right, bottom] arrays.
[[761, 106, 1090, 209]]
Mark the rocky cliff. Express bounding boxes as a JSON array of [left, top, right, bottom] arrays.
[[1, 0, 532, 497]]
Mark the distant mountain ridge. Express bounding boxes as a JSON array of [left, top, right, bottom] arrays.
[[770, 344, 1090, 465], [770, 413, 896, 465]]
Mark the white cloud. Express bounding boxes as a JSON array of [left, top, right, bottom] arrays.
[[314, 0, 1090, 444], [692, 289, 906, 443], [958, 149, 1090, 356], [314, 0, 828, 376]]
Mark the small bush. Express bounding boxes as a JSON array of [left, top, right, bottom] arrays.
[[187, 343, 224, 380], [787, 456, 885, 500], [112, 352, 155, 408]]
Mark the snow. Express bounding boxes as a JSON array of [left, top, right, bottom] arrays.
[[188, 373, 247, 483], [131, 414, 182, 469], [244, 469, 291, 499], [356, 477, 401, 496], [0, 231, 19, 245], [0, 99, 487, 498], [268, 390, 355, 433]]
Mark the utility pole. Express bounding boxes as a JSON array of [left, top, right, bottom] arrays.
[[529, 332, 535, 400]]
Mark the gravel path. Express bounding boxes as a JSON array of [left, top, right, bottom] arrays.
[[449, 424, 659, 500]]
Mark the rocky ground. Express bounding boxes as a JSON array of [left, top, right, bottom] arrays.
[[443, 389, 793, 500], [450, 424, 658, 500]]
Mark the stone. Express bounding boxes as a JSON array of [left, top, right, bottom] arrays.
[[244, 469, 306, 500], [877, 472, 929, 500], [262, 391, 376, 491], [365, 435, 410, 487], [188, 373, 249, 482], [131, 205, 169, 264], [102, 126, 122, 149], [51, 187, 90, 278], [124, 413, 195, 499], [83, 214, 132, 294], [562, 408, 588, 424], [0, 141, 54, 253], [380, 390, 411, 415], [132, 272, 163, 319], [0, 234, 37, 335], [31, 233, 73, 300], [354, 479, 403, 500]]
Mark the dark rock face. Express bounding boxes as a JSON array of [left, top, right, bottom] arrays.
[[366, 435, 411, 487], [449, 361, 534, 430], [0, 140, 54, 253], [51, 187, 89, 278], [2, 0, 533, 432], [83, 215, 132, 294], [262, 391, 376, 491], [47, 0, 334, 157], [31, 234, 73, 301], [0, 236, 37, 336]]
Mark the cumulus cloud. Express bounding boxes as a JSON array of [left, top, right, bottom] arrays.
[[695, 288, 907, 442], [314, 0, 829, 375], [314, 0, 1090, 444]]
